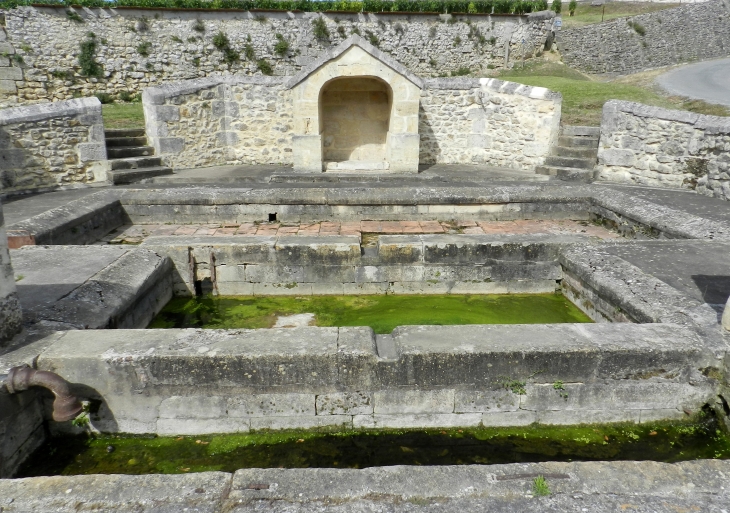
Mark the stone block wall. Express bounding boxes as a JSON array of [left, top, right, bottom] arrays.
[[35, 323, 717, 434], [0, 6, 554, 107], [141, 234, 569, 297], [0, 387, 44, 478], [144, 76, 292, 169], [0, 200, 22, 346], [0, 97, 108, 196], [558, 1, 730, 75], [144, 74, 560, 170], [420, 77, 560, 169], [596, 100, 730, 199]]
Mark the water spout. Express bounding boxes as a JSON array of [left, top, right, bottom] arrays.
[[4, 365, 83, 422]]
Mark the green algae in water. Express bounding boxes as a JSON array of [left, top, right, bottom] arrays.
[[148, 293, 592, 333], [18, 414, 730, 477]]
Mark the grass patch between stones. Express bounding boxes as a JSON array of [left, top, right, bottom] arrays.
[[19, 412, 730, 476], [101, 103, 145, 129]]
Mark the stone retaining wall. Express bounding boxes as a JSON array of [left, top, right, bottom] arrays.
[[141, 234, 573, 296], [0, 97, 108, 196], [143, 74, 560, 170], [557, 1, 730, 75], [419, 77, 560, 167], [0, 200, 22, 346], [596, 100, 730, 200], [144, 76, 291, 169], [0, 6, 554, 107], [34, 323, 717, 434]]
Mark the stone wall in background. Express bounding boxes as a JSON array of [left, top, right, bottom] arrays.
[[144, 76, 292, 169], [0, 97, 108, 196], [558, 0, 730, 75], [596, 100, 730, 200], [0, 200, 22, 346], [0, 6, 554, 107], [420, 77, 561, 169], [144, 73, 560, 170]]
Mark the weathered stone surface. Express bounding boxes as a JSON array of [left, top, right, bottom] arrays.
[[0, 472, 231, 511], [0, 97, 106, 195], [1, 7, 554, 108], [2, 461, 730, 511], [0, 200, 22, 346], [559, 1, 730, 75], [596, 100, 730, 200]]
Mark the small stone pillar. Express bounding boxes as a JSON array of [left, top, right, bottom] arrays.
[[722, 295, 730, 332], [0, 199, 22, 346]]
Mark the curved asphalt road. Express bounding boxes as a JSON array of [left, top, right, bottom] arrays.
[[657, 58, 730, 107]]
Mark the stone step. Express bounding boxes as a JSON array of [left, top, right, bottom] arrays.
[[536, 165, 595, 183], [561, 125, 601, 138], [107, 146, 155, 159], [558, 135, 599, 148], [104, 128, 145, 138], [108, 166, 173, 185], [105, 136, 148, 148], [553, 145, 598, 158], [109, 156, 163, 170], [544, 155, 596, 170]]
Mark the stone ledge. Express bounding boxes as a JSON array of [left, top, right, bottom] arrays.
[[602, 99, 730, 132], [0, 97, 101, 126], [285, 35, 424, 90], [2, 461, 730, 511], [142, 75, 287, 105], [422, 76, 562, 102]]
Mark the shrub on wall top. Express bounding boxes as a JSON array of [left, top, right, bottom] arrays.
[[1, 0, 550, 15]]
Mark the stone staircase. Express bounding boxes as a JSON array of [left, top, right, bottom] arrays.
[[536, 126, 600, 183], [105, 128, 173, 184]]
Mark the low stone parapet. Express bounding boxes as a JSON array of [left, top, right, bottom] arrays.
[[596, 100, 730, 200], [31, 323, 718, 435], [0, 97, 108, 196]]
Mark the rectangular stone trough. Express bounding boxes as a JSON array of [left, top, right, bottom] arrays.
[[30, 323, 717, 436]]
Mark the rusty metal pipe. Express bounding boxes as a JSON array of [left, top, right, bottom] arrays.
[[5, 365, 83, 422]]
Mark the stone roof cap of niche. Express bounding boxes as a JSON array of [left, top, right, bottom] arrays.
[[285, 35, 424, 90]]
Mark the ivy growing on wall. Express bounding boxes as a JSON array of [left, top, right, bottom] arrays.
[[78, 32, 102, 77]]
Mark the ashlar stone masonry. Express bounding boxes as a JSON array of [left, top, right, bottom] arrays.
[[145, 37, 561, 172]]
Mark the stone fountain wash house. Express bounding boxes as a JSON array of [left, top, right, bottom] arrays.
[[144, 35, 561, 174]]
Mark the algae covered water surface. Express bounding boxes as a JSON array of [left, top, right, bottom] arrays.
[[19, 414, 730, 477], [148, 293, 591, 332]]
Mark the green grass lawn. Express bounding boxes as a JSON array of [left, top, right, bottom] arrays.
[[499, 61, 730, 126], [561, 1, 680, 28], [102, 103, 145, 129]]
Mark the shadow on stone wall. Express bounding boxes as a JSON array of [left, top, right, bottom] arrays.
[[691, 274, 730, 313]]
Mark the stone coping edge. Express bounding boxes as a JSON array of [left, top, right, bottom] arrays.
[[603, 100, 730, 133], [285, 35, 424, 89], [1, 457, 730, 509], [143, 75, 287, 105], [0, 97, 101, 126], [424, 77, 561, 101]]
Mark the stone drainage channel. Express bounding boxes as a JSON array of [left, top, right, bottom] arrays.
[[1, 184, 729, 510]]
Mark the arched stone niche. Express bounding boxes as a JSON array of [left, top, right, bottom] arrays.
[[287, 37, 422, 173]]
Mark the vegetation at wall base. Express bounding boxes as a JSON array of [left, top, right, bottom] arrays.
[[0, 0, 550, 15]]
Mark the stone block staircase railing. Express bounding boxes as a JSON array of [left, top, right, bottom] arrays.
[[105, 128, 172, 185], [536, 125, 599, 183]]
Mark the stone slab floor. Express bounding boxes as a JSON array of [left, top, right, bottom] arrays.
[[101, 219, 621, 245]]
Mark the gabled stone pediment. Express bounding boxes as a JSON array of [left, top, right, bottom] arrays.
[[285, 35, 424, 90]]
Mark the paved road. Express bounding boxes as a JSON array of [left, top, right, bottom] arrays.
[[656, 58, 730, 107]]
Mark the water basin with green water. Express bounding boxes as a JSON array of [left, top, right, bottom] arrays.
[[148, 293, 591, 333], [19, 413, 730, 476]]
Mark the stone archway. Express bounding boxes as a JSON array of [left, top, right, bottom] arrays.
[[319, 76, 392, 170], [287, 36, 423, 173]]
